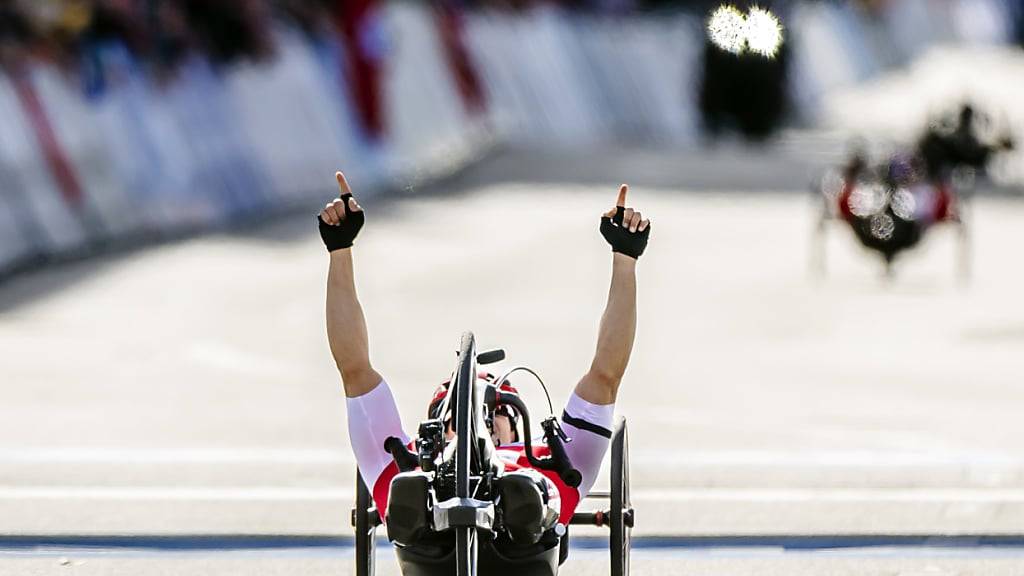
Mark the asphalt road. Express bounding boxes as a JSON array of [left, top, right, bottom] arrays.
[[6, 541, 1024, 575], [2, 145, 1024, 573]]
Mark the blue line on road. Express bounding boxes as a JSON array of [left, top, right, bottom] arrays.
[[6, 534, 1024, 559]]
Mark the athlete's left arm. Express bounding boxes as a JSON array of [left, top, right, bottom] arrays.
[[575, 185, 650, 405]]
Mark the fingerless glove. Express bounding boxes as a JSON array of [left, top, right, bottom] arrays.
[[317, 194, 365, 251], [600, 206, 650, 259]]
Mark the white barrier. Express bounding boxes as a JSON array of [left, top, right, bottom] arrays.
[[572, 15, 702, 145], [385, 2, 483, 177], [788, 2, 880, 118], [32, 62, 145, 241], [0, 72, 90, 256], [0, 192, 32, 271], [226, 28, 362, 204], [465, 9, 703, 147], [0, 2, 1019, 278], [788, 0, 1018, 119], [465, 8, 607, 145], [86, 43, 195, 234]]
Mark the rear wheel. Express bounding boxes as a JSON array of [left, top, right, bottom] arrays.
[[454, 331, 478, 576], [354, 470, 376, 576], [610, 417, 632, 576]]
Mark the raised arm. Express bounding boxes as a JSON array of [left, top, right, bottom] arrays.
[[575, 185, 650, 405], [320, 172, 381, 397]]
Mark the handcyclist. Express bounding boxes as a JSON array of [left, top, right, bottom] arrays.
[[318, 171, 650, 545]]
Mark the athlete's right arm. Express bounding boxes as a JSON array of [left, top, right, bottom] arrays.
[[321, 171, 382, 397]]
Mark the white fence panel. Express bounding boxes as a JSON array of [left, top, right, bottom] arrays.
[[466, 8, 605, 145], [87, 44, 172, 234], [789, 2, 870, 116], [385, 2, 482, 178], [0, 72, 89, 256], [0, 191, 32, 271], [164, 57, 273, 225], [226, 28, 360, 203], [32, 66, 141, 240], [577, 16, 701, 144]]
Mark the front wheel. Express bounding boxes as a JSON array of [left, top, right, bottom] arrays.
[[454, 331, 479, 576], [456, 526, 477, 576]]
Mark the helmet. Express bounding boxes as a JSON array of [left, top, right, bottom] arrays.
[[427, 372, 521, 443]]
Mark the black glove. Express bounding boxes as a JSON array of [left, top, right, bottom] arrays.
[[600, 206, 650, 259], [317, 194, 364, 251]]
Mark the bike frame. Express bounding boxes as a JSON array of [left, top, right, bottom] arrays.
[[436, 332, 498, 576]]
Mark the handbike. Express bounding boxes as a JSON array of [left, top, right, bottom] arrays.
[[351, 331, 633, 576]]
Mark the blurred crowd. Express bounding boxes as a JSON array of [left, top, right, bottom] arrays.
[[0, 0, 486, 142], [0, 0, 648, 77], [3, 1, 1021, 80], [0, 1, 417, 76]]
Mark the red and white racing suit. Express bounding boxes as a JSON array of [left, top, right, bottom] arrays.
[[347, 380, 614, 524]]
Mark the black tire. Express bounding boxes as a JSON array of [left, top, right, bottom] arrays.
[[456, 520, 478, 576], [455, 331, 477, 498], [354, 470, 376, 576], [610, 417, 632, 576], [454, 331, 478, 576]]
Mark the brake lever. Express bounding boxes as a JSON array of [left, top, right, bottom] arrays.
[[541, 417, 582, 488], [544, 417, 571, 443]]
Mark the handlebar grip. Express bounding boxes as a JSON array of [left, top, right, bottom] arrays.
[[478, 349, 506, 365], [385, 436, 419, 473]]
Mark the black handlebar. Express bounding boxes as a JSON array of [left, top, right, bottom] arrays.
[[494, 390, 582, 488]]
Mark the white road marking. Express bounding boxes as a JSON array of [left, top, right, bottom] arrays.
[[2, 447, 1022, 468], [5, 486, 1024, 503], [0, 486, 354, 501], [0, 447, 351, 464], [630, 488, 1024, 503], [627, 449, 1024, 468]]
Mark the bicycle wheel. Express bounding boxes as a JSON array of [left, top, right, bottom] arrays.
[[454, 331, 478, 576], [456, 521, 478, 576], [354, 470, 376, 576], [610, 417, 632, 576]]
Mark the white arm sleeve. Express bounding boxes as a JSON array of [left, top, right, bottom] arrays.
[[560, 392, 615, 498], [346, 379, 410, 491]]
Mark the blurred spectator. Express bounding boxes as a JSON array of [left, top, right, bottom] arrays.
[[180, 0, 274, 64], [0, 0, 34, 73], [698, 1, 791, 141], [918, 104, 1015, 182]]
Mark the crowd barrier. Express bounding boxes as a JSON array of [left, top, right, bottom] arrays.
[[789, 0, 1018, 115], [465, 8, 702, 146], [0, 0, 1019, 277]]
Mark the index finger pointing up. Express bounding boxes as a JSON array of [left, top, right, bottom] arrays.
[[616, 184, 628, 207], [336, 171, 353, 197]]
